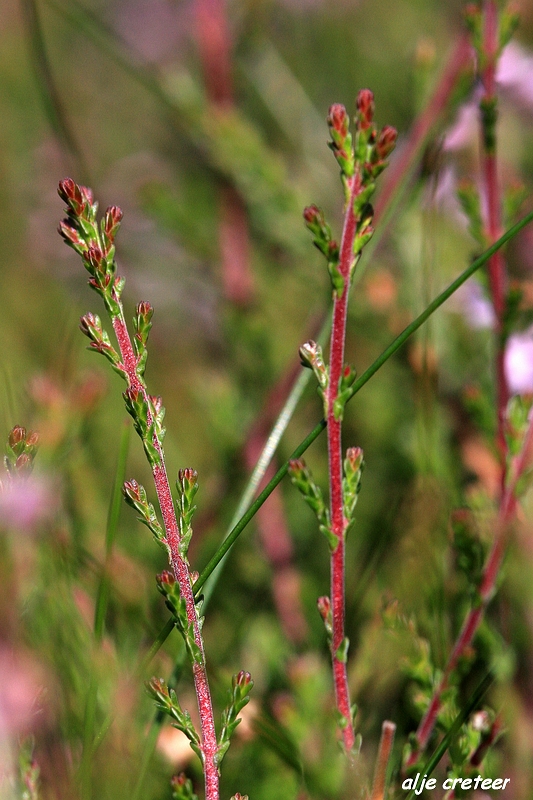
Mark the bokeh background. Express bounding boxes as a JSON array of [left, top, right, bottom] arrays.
[[2, 0, 533, 797]]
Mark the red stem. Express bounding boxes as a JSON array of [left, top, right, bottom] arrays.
[[326, 174, 361, 751], [112, 311, 219, 800], [481, 0, 509, 471], [193, 0, 254, 306], [407, 417, 533, 766]]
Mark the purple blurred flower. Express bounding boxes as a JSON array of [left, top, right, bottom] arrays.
[[497, 42, 533, 112], [504, 328, 533, 395], [452, 280, 496, 329], [0, 475, 55, 533]]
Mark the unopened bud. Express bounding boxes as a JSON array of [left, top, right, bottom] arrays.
[[376, 126, 397, 159], [234, 670, 253, 688], [356, 89, 374, 130], [8, 426, 26, 448], [327, 103, 349, 136], [104, 205, 123, 237], [123, 479, 142, 503]]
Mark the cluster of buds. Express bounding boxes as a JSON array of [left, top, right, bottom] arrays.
[[288, 458, 336, 550], [58, 178, 125, 316], [216, 670, 254, 767], [175, 469, 199, 561], [305, 93, 397, 296], [146, 676, 202, 762], [343, 446, 364, 525], [123, 389, 165, 468], [132, 301, 154, 379], [303, 205, 342, 295], [4, 426, 39, 478], [156, 571, 203, 666], [171, 773, 198, 800]]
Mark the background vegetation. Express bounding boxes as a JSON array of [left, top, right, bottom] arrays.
[[2, 0, 533, 797]]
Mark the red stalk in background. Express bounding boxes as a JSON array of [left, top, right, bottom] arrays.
[[479, 0, 509, 468], [194, 0, 254, 306]]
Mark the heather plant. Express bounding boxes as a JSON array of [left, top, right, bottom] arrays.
[[3, 1, 533, 799]]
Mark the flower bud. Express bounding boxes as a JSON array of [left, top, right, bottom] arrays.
[[356, 89, 374, 130], [327, 103, 349, 137], [375, 125, 397, 160], [234, 670, 253, 688], [8, 426, 26, 448], [104, 205, 123, 238], [123, 479, 142, 503], [87, 246, 104, 274], [317, 595, 331, 622]]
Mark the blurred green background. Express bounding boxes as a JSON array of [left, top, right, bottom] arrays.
[[2, 0, 533, 797]]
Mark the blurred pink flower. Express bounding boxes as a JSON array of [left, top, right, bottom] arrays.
[[504, 327, 533, 395], [0, 475, 55, 532], [451, 280, 496, 329], [0, 649, 48, 737], [497, 41, 533, 111]]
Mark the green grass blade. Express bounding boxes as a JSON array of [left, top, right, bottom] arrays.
[[404, 671, 494, 800]]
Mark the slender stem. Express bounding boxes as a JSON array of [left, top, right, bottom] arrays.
[[111, 309, 219, 800], [407, 415, 533, 765], [370, 721, 396, 800], [481, 0, 508, 468], [326, 174, 361, 751]]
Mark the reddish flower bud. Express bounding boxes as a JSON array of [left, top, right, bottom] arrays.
[[356, 89, 375, 130], [376, 125, 397, 160], [148, 676, 169, 697], [79, 312, 101, 338], [25, 431, 40, 448], [303, 205, 322, 226], [8, 426, 26, 448], [345, 446, 364, 471], [317, 595, 331, 621], [15, 453, 31, 471], [179, 468, 198, 484], [234, 670, 253, 688], [79, 185, 94, 207], [58, 178, 85, 216], [288, 458, 305, 477], [87, 246, 104, 274], [327, 103, 349, 136], [149, 395, 163, 415], [136, 300, 153, 319], [157, 570, 176, 587], [58, 220, 82, 246], [123, 479, 142, 502], [104, 205, 123, 237], [57, 178, 76, 203]]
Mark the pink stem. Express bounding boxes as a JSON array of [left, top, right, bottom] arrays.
[[481, 0, 509, 470], [407, 416, 533, 766], [112, 311, 219, 800], [326, 174, 361, 751], [371, 721, 396, 800]]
